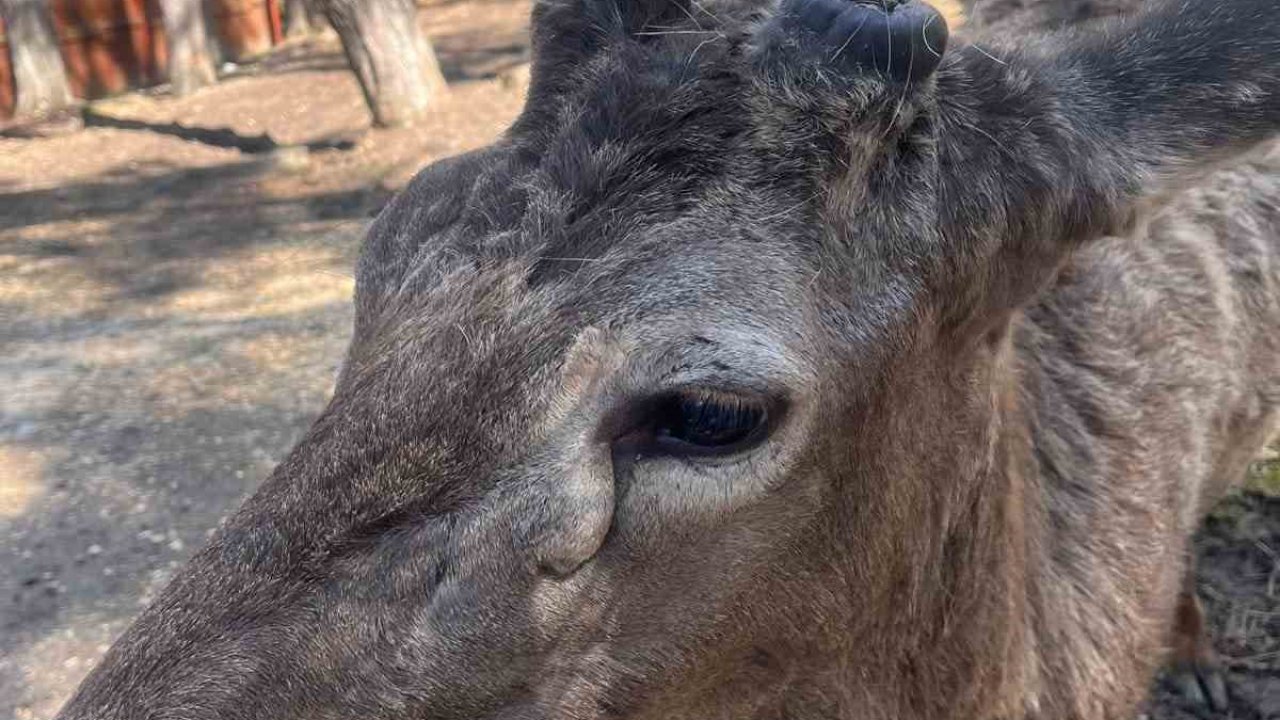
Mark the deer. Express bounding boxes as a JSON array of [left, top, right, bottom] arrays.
[[54, 0, 1279, 718]]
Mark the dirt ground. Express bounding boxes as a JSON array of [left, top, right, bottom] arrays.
[[0, 0, 1275, 718], [1145, 483, 1280, 720]]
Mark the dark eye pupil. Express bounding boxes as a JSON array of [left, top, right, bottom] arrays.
[[658, 395, 764, 448]]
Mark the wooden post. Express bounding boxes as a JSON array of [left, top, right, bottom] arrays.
[[0, 0, 74, 118], [158, 0, 218, 95], [317, 0, 445, 127]]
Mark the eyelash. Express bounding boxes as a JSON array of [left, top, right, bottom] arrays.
[[638, 389, 773, 458]]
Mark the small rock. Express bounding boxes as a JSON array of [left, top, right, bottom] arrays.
[[268, 145, 311, 172]]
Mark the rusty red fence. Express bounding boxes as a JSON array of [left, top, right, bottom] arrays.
[[0, 0, 282, 119]]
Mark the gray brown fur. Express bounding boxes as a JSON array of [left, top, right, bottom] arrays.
[[55, 0, 1280, 719]]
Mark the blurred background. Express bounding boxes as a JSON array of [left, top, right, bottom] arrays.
[[0, 0, 1275, 718]]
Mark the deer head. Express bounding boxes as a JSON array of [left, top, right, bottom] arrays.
[[57, 0, 1278, 718]]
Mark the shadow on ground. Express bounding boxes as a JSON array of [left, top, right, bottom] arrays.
[[0, 153, 373, 718], [0, 2, 536, 717], [0, 159, 388, 307]]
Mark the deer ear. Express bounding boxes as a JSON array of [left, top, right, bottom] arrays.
[[755, 0, 950, 84], [518, 0, 705, 131], [527, 0, 700, 66], [930, 0, 1280, 333]]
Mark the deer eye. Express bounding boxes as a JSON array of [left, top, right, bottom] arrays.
[[651, 391, 769, 456]]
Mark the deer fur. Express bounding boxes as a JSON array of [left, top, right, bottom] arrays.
[[56, 0, 1279, 718]]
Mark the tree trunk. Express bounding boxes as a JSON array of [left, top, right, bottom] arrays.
[[159, 0, 217, 96], [319, 0, 445, 128], [283, 0, 327, 38], [0, 0, 75, 119]]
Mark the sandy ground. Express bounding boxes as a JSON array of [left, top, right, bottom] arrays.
[[0, 0, 1275, 718]]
